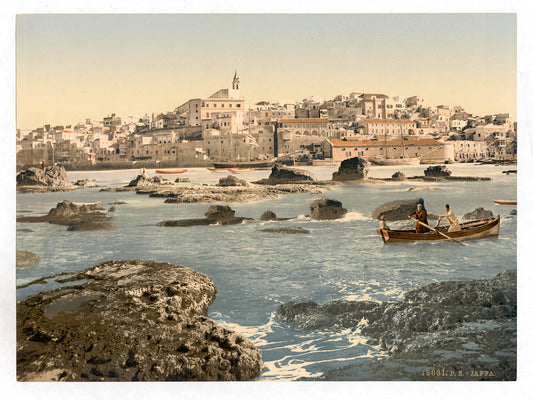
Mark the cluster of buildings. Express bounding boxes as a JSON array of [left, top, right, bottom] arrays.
[[16, 72, 517, 169]]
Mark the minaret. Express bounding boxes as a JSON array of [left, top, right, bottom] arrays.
[[232, 71, 240, 90]]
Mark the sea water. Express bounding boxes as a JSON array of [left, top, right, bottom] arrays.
[[15, 164, 517, 380]]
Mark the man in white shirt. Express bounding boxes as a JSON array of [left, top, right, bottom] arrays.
[[437, 204, 460, 232]]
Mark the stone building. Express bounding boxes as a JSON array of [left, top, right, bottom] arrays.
[[175, 73, 245, 133], [356, 118, 418, 137], [322, 137, 454, 163]]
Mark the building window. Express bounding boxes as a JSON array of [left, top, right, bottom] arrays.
[[237, 104, 241, 108]]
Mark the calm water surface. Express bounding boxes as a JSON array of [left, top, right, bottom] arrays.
[[16, 164, 517, 380]]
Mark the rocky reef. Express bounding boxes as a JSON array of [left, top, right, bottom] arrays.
[[17, 260, 263, 381], [16, 200, 115, 231], [157, 205, 255, 227], [277, 270, 516, 381], [17, 165, 76, 192]]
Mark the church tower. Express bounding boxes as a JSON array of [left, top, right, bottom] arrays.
[[232, 71, 240, 90]]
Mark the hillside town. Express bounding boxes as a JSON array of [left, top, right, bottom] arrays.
[[16, 72, 517, 170]]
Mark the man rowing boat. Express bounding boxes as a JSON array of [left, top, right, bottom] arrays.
[[408, 203, 429, 233], [436, 204, 461, 232]]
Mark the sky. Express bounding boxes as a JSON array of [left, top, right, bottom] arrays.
[[15, 13, 517, 130]]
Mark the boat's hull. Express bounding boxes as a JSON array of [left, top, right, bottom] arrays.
[[368, 157, 420, 166], [155, 169, 188, 174], [493, 200, 517, 205], [377, 217, 500, 244], [212, 161, 275, 169]]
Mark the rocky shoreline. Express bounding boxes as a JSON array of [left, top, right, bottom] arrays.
[[277, 269, 516, 381], [17, 260, 263, 381]]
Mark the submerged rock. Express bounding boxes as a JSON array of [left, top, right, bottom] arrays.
[[258, 227, 310, 234], [16, 251, 41, 268], [16, 200, 115, 231], [278, 270, 516, 381], [463, 207, 494, 220], [17, 260, 263, 381], [332, 157, 369, 181], [309, 198, 347, 220]]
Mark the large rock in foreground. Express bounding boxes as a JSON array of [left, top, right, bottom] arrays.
[[278, 270, 516, 381], [332, 157, 369, 181], [17, 260, 263, 381], [371, 198, 425, 221], [17, 165, 75, 192], [309, 198, 347, 220]]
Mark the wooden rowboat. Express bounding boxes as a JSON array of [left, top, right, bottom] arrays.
[[155, 169, 188, 174], [377, 216, 500, 245], [493, 199, 517, 205]]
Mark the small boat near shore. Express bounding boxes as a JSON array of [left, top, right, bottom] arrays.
[[493, 199, 517, 205], [155, 169, 188, 174], [377, 216, 500, 245]]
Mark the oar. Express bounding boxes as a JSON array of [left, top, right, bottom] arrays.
[[409, 216, 467, 246]]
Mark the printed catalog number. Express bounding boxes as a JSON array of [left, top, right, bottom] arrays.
[[421, 369, 495, 378]]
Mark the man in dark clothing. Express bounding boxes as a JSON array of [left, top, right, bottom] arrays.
[[409, 203, 429, 233]]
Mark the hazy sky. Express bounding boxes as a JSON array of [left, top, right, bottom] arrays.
[[16, 13, 516, 130]]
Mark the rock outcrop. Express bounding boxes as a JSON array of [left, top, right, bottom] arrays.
[[277, 270, 516, 381], [73, 179, 97, 187], [16, 201, 115, 231], [17, 165, 75, 192], [157, 205, 254, 227], [309, 198, 347, 220], [17, 260, 263, 381], [217, 175, 248, 187], [391, 171, 406, 181], [463, 207, 494, 220], [424, 165, 452, 177], [254, 164, 317, 185], [259, 211, 292, 221], [127, 175, 172, 187], [371, 198, 425, 221], [332, 157, 369, 181]]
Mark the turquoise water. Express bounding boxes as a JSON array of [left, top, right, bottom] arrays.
[[16, 165, 517, 380]]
